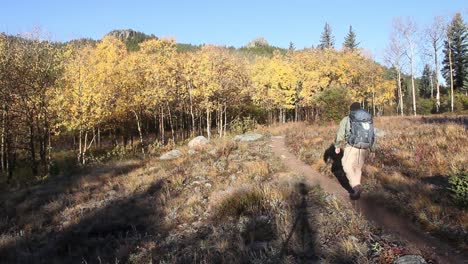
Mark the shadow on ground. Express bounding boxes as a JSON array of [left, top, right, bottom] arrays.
[[422, 115, 468, 129], [0, 162, 152, 264], [323, 144, 353, 194], [280, 182, 319, 262]]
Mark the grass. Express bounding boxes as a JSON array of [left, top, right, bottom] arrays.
[[0, 132, 430, 263], [283, 115, 468, 251]]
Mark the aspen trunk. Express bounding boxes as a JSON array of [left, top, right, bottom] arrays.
[[97, 127, 101, 148], [199, 109, 202, 135], [430, 74, 434, 99], [78, 129, 82, 164], [189, 83, 195, 136], [133, 110, 145, 156], [434, 42, 440, 112], [448, 40, 454, 112], [372, 90, 376, 116], [223, 103, 227, 137], [410, 44, 417, 116], [83, 130, 88, 165], [167, 104, 175, 143], [397, 70, 404, 116], [206, 108, 211, 140], [160, 107, 165, 144]]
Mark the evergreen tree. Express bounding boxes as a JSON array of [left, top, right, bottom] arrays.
[[442, 13, 468, 91], [463, 73, 468, 95], [343, 25, 359, 50], [419, 64, 432, 98], [288, 41, 295, 51], [319, 22, 335, 49]]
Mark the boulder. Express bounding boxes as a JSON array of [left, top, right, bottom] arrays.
[[159, 149, 182, 160], [188, 136, 210, 149], [393, 255, 427, 264], [234, 133, 263, 142]]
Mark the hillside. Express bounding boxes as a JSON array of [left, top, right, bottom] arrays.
[[105, 29, 157, 51]]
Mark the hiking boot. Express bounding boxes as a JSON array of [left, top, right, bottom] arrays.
[[350, 184, 362, 200]]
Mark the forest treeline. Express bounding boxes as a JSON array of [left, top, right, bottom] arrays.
[[0, 12, 467, 182]]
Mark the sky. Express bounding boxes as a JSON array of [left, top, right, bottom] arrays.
[[1, 0, 467, 65]]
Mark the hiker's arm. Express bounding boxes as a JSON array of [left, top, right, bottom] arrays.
[[334, 117, 348, 149]]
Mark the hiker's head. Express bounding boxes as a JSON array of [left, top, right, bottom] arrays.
[[350, 102, 361, 112]]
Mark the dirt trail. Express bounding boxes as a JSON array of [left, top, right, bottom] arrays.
[[270, 136, 467, 264]]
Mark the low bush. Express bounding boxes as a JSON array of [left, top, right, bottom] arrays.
[[448, 171, 468, 208], [229, 116, 257, 134]]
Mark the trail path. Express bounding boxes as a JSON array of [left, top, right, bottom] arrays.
[[270, 135, 467, 264]]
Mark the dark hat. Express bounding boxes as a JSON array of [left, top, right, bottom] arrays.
[[350, 102, 361, 111]]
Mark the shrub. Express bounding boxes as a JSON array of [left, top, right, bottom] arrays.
[[448, 171, 468, 208], [315, 86, 352, 121], [455, 93, 468, 111], [417, 98, 434, 115], [438, 94, 468, 113], [229, 116, 257, 134], [213, 187, 267, 219]]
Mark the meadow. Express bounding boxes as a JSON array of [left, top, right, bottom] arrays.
[[0, 133, 434, 264], [282, 116, 468, 253]]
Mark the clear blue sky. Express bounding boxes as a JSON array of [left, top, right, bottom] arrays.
[[1, 0, 467, 63]]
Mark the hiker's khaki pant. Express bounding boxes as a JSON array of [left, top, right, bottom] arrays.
[[342, 145, 369, 188]]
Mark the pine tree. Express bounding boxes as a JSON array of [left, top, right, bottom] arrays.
[[319, 22, 335, 49], [343, 25, 359, 50], [419, 64, 432, 98], [442, 13, 468, 91], [463, 73, 468, 95]]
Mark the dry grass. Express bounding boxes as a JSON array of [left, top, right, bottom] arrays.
[[283, 116, 468, 251], [0, 132, 425, 263]]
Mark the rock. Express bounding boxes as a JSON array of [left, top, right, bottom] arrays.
[[374, 128, 387, 138], [188, 136, 209, 148], [234, 133, 263, 142], [393, 255, 427, 264], [159, 149, 182, 160]]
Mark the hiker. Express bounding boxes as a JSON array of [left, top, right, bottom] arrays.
[[334, 102, 375, 200]]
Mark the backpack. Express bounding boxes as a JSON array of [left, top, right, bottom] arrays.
[[347, 109, 374, 149]]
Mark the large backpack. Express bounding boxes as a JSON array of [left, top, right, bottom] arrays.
[[347, 109, 374, 149]]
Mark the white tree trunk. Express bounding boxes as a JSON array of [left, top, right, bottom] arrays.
[[410, 43, 417, 116], [448, 40, 454, 112], [206, 108, 211, 140], [397, 69, 404, 116]]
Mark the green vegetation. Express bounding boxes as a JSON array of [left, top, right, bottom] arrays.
[[448, 171, 468, 208]]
